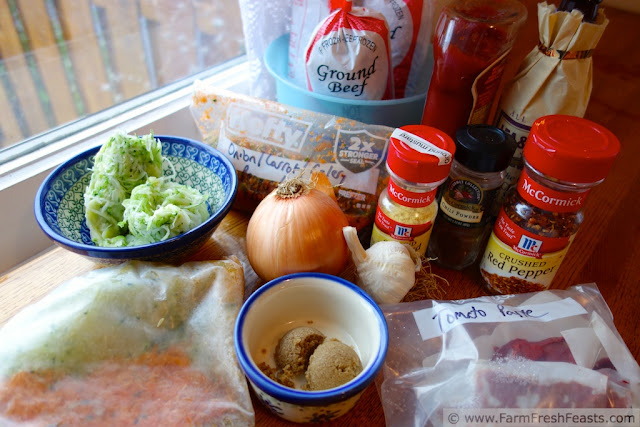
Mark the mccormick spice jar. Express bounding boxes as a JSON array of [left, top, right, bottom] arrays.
[[428, 125, 516, 270], [479, 115, 620, 294], [370, 125, 455, 256]]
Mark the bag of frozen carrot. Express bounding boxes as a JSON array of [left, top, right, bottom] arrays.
[[190, 83, 394, 233]]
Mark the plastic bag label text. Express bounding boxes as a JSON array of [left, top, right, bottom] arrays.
[[413, 298, 588, 341]]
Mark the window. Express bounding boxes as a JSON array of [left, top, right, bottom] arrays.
[[0, 0, 248, 273], [0, 0, 244, 150]]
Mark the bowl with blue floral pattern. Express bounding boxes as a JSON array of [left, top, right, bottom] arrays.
[[234, 273, 388, 423], [34, 134, 237, 264]]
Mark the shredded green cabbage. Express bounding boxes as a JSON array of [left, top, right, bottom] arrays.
[[83, 132, 209, 247]]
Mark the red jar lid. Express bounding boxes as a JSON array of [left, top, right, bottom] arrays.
[[386, 125, 456, 183], [524, 115, 620, 184]]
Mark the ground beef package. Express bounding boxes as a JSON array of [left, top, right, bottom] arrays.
[[305, 1, 394, 100], [377, 284, 640, 427], [289, 0, 433, 99]]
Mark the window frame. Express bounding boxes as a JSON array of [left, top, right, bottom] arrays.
[[0, 56, 250, 274]]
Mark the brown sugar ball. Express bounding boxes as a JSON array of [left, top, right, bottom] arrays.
[[274, 327, 325, 375], [305, 339, 362, 390]]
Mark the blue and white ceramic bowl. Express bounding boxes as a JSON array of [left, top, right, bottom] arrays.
[[34, 135, 237, 264], [234, 273, 388, 423]]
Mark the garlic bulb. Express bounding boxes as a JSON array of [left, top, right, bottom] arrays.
[[342, 226, 421, 304]]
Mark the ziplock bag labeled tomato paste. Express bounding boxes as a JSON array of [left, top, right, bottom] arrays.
[[0, 259, 254, 427], [305, 0, 394, 100], [191, 82, 394, 232], [377, 284, 640, 427]]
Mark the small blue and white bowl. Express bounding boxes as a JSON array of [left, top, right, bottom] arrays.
[[234, 273, 388, 423], [34, 135, 237, 264]]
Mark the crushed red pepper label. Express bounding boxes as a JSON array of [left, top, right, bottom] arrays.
[[480, 208, 577, 293], [517, 170, 590, 213], [493, 208, 572, 257]]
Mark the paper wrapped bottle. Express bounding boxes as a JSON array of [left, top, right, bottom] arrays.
[[494, 1, 609, 204]]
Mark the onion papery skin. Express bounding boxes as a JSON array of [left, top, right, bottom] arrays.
[[246, 188, 350, 282]]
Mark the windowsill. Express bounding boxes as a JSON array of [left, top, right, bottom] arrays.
[[0, 57, 251, 275]]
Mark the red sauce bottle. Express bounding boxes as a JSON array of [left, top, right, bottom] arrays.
[[421, 0, 527, 138]]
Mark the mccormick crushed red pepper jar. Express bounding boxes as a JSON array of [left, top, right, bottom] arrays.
[[370, 125, 455, 257], [479, 115, 620, 294], [421, 0, 527, 138]]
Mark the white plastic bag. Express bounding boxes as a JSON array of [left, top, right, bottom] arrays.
[[360, 0, 433, 98], [238, 0, 291, 99]]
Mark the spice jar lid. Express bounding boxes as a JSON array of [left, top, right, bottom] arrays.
[[386, 125, 456, 183], [524, 115, 621, 183], [455, 125, 516, 172]]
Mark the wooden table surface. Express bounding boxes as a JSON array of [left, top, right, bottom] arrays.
[[1, 4, 639, 427]]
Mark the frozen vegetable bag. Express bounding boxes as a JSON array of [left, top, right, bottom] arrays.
[[377, 284, 640, 427], [0, 259, 255, 426], [190, 83, 394, 231]]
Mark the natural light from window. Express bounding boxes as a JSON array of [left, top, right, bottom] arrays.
[[0, 0, 244, 150]]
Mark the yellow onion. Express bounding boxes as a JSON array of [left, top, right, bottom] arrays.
[[246, 175, 349, 282]]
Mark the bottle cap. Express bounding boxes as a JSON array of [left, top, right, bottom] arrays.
[[386, 125, 456, 184], [454, 125, 516, 172], [524, 115, 620, 184]]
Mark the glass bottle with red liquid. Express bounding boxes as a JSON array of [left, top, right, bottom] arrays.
[[421, 0, 527, 138]]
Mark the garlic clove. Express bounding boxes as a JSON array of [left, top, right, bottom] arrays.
[[342, 226, 418, 305]]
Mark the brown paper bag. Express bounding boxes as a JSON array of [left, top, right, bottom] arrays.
[[494, 2, 609, 204]]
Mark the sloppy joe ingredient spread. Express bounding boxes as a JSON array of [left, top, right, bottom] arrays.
[[0, 347, 234, 426], [259, 327, 362, 391]]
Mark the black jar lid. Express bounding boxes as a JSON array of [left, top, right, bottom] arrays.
[[454, 125, 517, 173]]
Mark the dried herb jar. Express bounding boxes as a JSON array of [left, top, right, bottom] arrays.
[[370, 126, 456, 257], [428, 125, 516, 270], [479, 115, 620, 294]]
